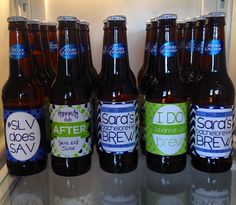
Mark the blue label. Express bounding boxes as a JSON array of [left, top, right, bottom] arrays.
[[4, 107, 46, 162], [107, 43, 126, 58], [185, 40, 196, 52], [190, 105, 234, 159], [150, 43, 158, 56], [49, 41, 58, 52], [159, 42, 177, 57], [196, 41, 205, 54], [205, 40, 223, 55], [59, 44, 78, 59], [98, 101, 138, 154], [10, 44, 27, 60]]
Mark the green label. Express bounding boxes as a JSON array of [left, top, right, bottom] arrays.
[[50, 104, 91, 158], [145, 101, 188, 156]]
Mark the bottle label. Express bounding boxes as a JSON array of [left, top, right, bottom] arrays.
[[150, 42, 158, 56], [196, 41, 205, 54], [185, 40, 196, 52], [10, 44, 27, 60], [107, 43, 126, 58], [98, 101, 138, 153], [159, 42, 177, 57], [4, 107, 46, 162], [59, 44, 78, 59], [190, 105, 234, 158], [49, 41, 58, 52], [205, 40, 223, 55], [50, 104, 91, 158], [145, 101, 188, 156]]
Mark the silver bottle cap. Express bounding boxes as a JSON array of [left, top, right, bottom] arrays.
[[158, 14, 178, 20], [7, 16, 27, 22], [150, 16, 159, 22], [57, 16, 77, 22], [107, 15, 126, 22], [196, 15, 207, 21], [80, 20, 90, 26], [27, 19, 40, 24], [206, 12, 226, 18]]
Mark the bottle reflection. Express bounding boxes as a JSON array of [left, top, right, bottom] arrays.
[[191, 167, 231, 205], [143, 166, 189, 205], [9, 168, 49, 205], [98, 169, 140, 205], [51, 169, 93, 205]]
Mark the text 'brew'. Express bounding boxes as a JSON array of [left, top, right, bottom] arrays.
[[49, 16, 92, 176], [97, 15, 138, 173], [145, 14, 188, 173], [2, 16, 47, 175], [190, 12, 235, 173]]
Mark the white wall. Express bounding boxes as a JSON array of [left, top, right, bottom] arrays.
[[45, 0, 202, 76]]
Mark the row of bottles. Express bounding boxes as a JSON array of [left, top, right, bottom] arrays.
[[2, 12, 235, 176]]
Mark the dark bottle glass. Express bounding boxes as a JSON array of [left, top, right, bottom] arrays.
[[137, 21, 151, 84], [192, 15, 206, 83], [139, 17, 159, 155], [2, 16, 47, 175], [97, 15, 138, 173], [40, 22, 56, 80], [190, 12, 235, 173], [176, 20, 186, 70], [49, 16, 92, 176], [27, 19, 53, 97], [47, 22, 58, 74], [98, 19, 108, 83], [191, 167, 231, 205], [145, 14, 188, 173]]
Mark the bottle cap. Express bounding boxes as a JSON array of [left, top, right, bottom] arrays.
[[196, 15, 207, 21], [57, 16, 77, 22], [80, 20, 90, 26], [146, 21, 151, 25], [27, 19, 40, 24], [158, 14, 178, 20], [206, 12, 226, 18], [107, 15, 126, 21], [8, 16, 27, 22], [40, 21, 48, 26], [177, 19, 186, 24], [185, 17, 197, 23], [150, 16, 159, 22], [47, 22, 57, 26]]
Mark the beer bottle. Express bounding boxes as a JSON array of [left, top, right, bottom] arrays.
[[176, 20, 185, 69], [139, 17, 159, 155], [179, 18, 196, 99], [97, 15, 138, 173], [49, 16, 92, 176], [98, 19, 108, 82], [190, 12, 235, 173], [40, 22, 56, 80], [192, 15, 206, 83], [145, 14, 188, 173], [47, 22, 58, 74], [2, 16, 47, 175], [137, 21, 151, 84], [27, 19, 53, 96]]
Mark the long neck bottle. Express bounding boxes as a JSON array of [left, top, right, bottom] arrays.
[[191, 12, 235, 173], [2, 16, 47, 175], [27, 20, 52, 96], [47, 23, 58, 74], [176, 20, 186, 70], [40, 22, 56, 80], [49, 16, 91, 176], [145, 14, 188, 173], [137, 21, 151, 84], [97, 15, 138, 173]]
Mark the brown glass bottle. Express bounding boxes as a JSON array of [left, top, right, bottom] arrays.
[[137, 21, 151, 84], [2, 16, 47, 175], [176, 20, 185, 70], [40, 22, 56, 80], [145, 14, 188, 173], [97, 15, 138, 173], [47, 23, 58, 74], [49, 16, 91, 176], [139, 17, 159, 155], [190, 12, 235, 173], [27, 20, 53, 97]]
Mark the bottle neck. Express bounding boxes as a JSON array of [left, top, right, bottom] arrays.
[[80, 28, 92, 69], [56, 23, 79, 81], [40, 28, 52, 69], [104, 24, 130, 82], [142, 27, 151, 68], [158, 23, 178, 78], [184, 23, 195, 65], [201, 24, 226, 74], [9, 24, 33, 79]]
